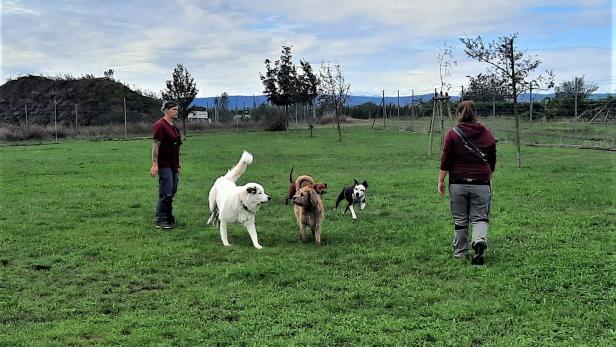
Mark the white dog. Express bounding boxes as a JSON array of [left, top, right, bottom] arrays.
[[207, 151, 270, 249]]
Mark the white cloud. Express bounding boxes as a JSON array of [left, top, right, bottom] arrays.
[[1, 1, 611, 95], [2, 0, 40, 16]]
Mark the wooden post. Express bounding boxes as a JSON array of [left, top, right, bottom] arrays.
[[25, 104, 29, 130], [492, 97, 496, 117], [411, 89, 415, 117], [382, 90, 386, 128], [439, 100, 445, 150], [529, 85, 533, 121], [510, 37, 521, 168], [574, 77, 579, 144], [574, 77, 578, 119], [74, 104, 78, 137], [53, 97, 58, 142], [447, 99, 453, 123], [123, 97, 127, 138], [428, 92, 436, 155], [397, 89, 400, 119], [313, 99, 316, 122]]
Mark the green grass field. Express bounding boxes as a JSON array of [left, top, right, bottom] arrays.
[[1, 126, 615, 346]]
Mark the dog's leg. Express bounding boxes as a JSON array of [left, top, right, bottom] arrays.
[[244, 222, 263, 249], [299, 223, 307, 242], [348, 204, 357, 220], [219, 220, 231, 246], [314, 224, 321, 246], [334, 191, 345, 211], [360, 199, 366, 210], [207, 207, 219, 226]]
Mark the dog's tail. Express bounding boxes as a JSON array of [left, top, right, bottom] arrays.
[[296, 175, 315, 189], [289, 165, 294, 183], [224, 151, 253, 183]]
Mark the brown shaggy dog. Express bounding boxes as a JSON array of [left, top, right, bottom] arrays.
[[285, 167, 328, 205], [292, 185, 325, 245]]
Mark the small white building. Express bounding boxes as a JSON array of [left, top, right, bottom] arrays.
[[233, 114, 251, 121], [188, 110, 211, 123]]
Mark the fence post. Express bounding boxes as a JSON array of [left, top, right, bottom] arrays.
[[428, 91, 436, 156], [25, 104, 29, 131], [123, 97, 127, 139], [74, 104, 78, 137], [53, 97, 58, 142], [574, 77, 578, 145], [529, 85, 533, 121], [397, 89, 400, 119]]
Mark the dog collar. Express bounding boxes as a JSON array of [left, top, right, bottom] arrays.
[[242, 203, 255, 214]]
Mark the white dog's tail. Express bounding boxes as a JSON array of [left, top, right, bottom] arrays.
[[224, 151, 253, 183]]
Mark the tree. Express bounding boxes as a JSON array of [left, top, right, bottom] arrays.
[[319, 60, 350, 142], [462, 73, 509, 102], [103, 69, 114, 80], [460, 33, 554, 167], [554, 76, 598, 100], [297, 60, 319, 124], [218, 92, 230, 122], [259, 46, 298, 130], [162, 63, 198, 135], [437, 42, 456, 93]]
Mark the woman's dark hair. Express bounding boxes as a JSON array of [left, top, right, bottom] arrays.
[[161, 100, 178, 113], [457, 100, 476, 123]]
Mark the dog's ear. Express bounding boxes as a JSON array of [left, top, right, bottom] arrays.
[[362, 180, 368, 188], [309, 189, 320, 209], [246, 186, 257, 194], [353, 178, 359, 186], [323, 182, 328, 188]]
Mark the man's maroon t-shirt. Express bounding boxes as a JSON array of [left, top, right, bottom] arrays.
[[152, 118, 182, 169]]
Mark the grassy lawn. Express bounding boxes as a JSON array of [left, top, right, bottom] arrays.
[[1, 126, 615, 346]]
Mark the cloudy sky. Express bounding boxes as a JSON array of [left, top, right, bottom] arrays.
[[1, 0, 613, 97]]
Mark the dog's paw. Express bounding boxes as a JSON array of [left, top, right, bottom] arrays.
[[254, 244, 263, 250], [223, 243, 231, 247]]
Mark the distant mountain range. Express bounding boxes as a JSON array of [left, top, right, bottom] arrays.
[[193, 93, 612, 109]]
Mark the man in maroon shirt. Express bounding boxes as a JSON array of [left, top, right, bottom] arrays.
[[150, 101, 182, 229], [438, 100, 496, 265]]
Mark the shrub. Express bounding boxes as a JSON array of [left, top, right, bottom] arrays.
[[260, 108, 288, 131]]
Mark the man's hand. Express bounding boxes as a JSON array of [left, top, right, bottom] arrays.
[[438, 180, 445, 196], [150, 163, 158, 177]]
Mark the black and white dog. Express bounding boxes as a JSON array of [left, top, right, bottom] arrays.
[[334, 179, 368, 220]]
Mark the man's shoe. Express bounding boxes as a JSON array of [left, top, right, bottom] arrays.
[[471, 242, 486, 265], [155, 220, 173, 229]]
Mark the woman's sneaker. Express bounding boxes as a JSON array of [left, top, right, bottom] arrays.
[[471, 242, 486, 265]]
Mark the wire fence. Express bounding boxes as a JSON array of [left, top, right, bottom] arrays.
[[2, 95, 615, 151]]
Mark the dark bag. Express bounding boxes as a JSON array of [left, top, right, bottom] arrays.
[[452, 127, 488, 163]]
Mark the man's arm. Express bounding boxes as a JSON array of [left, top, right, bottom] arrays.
[[150, 140, 161, 176]]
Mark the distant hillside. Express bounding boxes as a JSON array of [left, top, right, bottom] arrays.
[[193, 92, 612, 109], [192, 94, 445, 109], [0, 76, 161, 126]]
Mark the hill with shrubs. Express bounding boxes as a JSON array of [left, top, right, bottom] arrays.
[[0, 75, 161, 127]]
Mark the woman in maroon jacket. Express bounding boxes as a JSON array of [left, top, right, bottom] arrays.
[[438, 100, 496, 265]]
